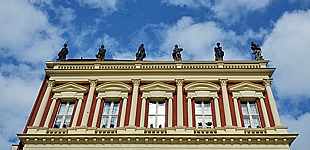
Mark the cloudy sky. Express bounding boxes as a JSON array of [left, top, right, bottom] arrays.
[[1, 0, 310, 149]]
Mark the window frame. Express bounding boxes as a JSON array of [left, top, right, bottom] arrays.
[[195, 100, 213, 128], [241, 101, 261, 128], [148, 100, 165, 128], [53, 101, 75, 128], [100, 100, 120, 128]]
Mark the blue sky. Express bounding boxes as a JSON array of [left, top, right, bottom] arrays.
[[1, 0, 310, 149]]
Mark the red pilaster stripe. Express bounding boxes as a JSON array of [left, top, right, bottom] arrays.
[[256, 99, 265, 128]]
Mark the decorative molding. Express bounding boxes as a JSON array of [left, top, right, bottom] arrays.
[[140, 81, 175, 92], [219, 78, 228, 86], [89, 79, 98, 87], [229, 81, 265, 92], [132, 79, 141, 87], [184, 82, 220, 92], [175, 79, 184, 86], [52, 82, 88, 94], [96, 82, 131, 92], [263, 79, 273, 87], [96, 82, 131, 99], [47, 80, 55, 87]]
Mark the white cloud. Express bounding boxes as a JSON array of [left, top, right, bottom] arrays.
[[281, 113, 310, 150], [0, 0, 64, 64], [152, 16, 264, 61], [262, 10, 310, 100], [0, 64, 43, 150], [0, 0, 65, 149], [161, 0, 211, 8], [161, 0, 271, 22], [75, 0, 118, 15]]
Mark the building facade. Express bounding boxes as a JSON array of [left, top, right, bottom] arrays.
[[15, 60, 298, 150]]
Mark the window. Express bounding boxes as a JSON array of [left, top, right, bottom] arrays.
[[101, 101, 120, 128], [241, 101, 261, 128], [53, 102, 75, 128], [195, 101, 213, 128], [148, 101, 165, 128]]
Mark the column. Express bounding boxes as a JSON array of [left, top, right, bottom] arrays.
[[139, 97, 147, 127], [213, 97, 221, 127], [33, 80, 54, 127], [259, 97, 270, 127], [187, 97, 193, 127], [81, 79, 97, 126], [120, 97, 128, 127], [175, 79, 184, 126], [168, 97, 173, 127], [71, 98, 83, 127], [91, 97, 102, 127], [43, 98, 58, 127], [233, 97, 242, 127], [263, 79, 281, 126], [129, 79, 140, 126], [219, 79, 232, 126]]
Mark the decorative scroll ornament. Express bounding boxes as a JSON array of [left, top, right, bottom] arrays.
[[47, 80, 55, 87], [263, 79, 272, 86], [219, 78, 228, 86], [89, 79, 98, 87], [175, 79, 184, 86], [132, 79, 141, 86]]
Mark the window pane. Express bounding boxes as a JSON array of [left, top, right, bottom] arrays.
[[157, 102, 165, 115], [250, 103, 258, 114], [67, 103, 75, 114], [157, 116, 165, 128], [112, 102, 120, 114], [55, 116, 62, 127], [101, 116, 109, 128], [204, 102, 212, 115], [195, 102, 202, 115], [103, 102, 111, 114], [63, 116, 71, 127], [243, 116, 251, 127], [204, 116, 212, 124], [110, 116, 118, 128], [196, 116, 204, 127], [148, 116, 155, 128], [149, 102, 156, 115], [241, 103, 248, 114], [58, 103, 67, 114]]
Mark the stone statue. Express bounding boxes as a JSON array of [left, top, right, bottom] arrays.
[[57, 43, 69, 61], [251, 42, 264, 60], [96, 45, 106, 61], [136, 44, 146, 61], [172, 44, 183, 61], [214, 42, 224, 61]]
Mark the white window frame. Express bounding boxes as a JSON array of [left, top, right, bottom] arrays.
[[148, 101, 165, 128], [241, 101, 261, 128], [53, 101, 75, 128], [101, 101, 120, 128], [195, 100, 213, 128]]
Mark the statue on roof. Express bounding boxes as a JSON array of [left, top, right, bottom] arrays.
[[172, 44, 183, 61], [136, 44, 146, 61], [251, 42, 264, 60], [57, 43, 69, 61], [214, 42, 224, 61], [96, 45, 106, 61]]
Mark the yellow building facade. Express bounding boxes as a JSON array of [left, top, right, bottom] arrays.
[[15, 60, 298, 150]]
